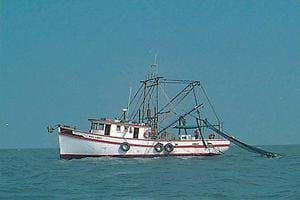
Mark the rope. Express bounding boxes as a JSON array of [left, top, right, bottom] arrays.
[[199, 83, 221, 124]]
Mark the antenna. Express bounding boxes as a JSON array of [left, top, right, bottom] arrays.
[[150, 53, 158, 78]]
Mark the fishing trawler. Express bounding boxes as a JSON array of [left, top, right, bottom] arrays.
[[48, 55, 280, 160], [48, 61, 231, 158]]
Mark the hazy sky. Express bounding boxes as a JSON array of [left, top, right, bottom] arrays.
[[0, 0, 299, 148]]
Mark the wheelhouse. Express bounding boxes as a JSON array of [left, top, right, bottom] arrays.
[[88, 118, 151, 139]]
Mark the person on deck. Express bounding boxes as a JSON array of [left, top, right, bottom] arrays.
[[194, 128, 200, 139]]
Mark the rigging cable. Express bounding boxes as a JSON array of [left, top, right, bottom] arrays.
[[128, 86, 145, 120], [199, 83, 221, 124], [156, 84, 194, 132], [119, 84, 143, 119], [158, 104, 203, 135], [131, 86, 155, 121], [157, 83, 193, 115]]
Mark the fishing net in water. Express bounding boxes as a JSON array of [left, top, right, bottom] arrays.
[[202, 119, 280, 158]]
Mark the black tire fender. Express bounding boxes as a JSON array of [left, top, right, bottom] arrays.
[[154, 143, 163, 152], [164, 143, 174, 153], [120, 142, 130, 152]]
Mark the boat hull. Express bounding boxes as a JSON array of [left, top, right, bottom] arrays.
[[58, 129, 230, 159]]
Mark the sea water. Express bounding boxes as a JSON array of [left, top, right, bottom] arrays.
[[0, 145, 299, 199]]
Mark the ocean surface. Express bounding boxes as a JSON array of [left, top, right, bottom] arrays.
[[0, 145, 299, 200]]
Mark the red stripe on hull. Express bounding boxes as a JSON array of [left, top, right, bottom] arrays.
[[60, 153, 221, 159], [59, 133, 230, 148]]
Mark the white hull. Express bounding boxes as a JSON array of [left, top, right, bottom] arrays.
[[58, 129, 230, 158]]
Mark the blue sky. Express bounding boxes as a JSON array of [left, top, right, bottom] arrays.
[[0, 0, 299, 148]]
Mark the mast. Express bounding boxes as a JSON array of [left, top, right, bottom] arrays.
[[156, 76, 159, 133], [141, 80, 146, 123], [143, 55, 160, 134], [153, 55, 159, 133]]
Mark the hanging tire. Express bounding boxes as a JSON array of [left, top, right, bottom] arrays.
[[164, 143, 174, 153], [120, 142, 130, 152], [144, 130, 151, 138], [154, 143, 163, 152]]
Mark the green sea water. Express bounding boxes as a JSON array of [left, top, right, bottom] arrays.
[[0, 145, 299, 199]]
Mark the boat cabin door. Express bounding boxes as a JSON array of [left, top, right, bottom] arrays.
[[133, 128, 139, 138], [104, 124, 111, 135]]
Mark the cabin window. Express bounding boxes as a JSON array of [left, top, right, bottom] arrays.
[[124, 126, 128, 132], [116, 125, 121, 132], [98, 123, 104, 130], [92, 123, 99, 130], [133, 128, 139, 138], [91, 123, 104, 130], [129, 127, 132, 133]]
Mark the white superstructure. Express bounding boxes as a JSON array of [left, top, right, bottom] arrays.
[[58, 118, 230, 158]]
